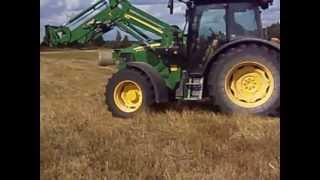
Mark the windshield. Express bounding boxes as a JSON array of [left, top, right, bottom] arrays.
[[228, 3, 260, 38], [199, 8, 227, 42]]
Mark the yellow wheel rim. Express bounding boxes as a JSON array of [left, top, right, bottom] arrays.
[[113, 80, 143, 113], [225, 61, 274, 108]]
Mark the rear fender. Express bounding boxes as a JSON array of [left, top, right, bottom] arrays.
[[204, 38, 280, 75]]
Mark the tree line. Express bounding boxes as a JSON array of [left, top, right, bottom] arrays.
[[41, 22, 280, 49], [263, 22, 280, 40], [40, 30, 134, 49], [85, 31, 133, 48]]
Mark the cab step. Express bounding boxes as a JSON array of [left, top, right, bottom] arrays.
[[175, 70, 204, 101]]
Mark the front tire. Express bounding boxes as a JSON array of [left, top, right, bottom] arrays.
[[207, 43, 280, 116], [105, 69, 154, 118]]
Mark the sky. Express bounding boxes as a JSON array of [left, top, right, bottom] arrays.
[[40, 0, 280, 42]]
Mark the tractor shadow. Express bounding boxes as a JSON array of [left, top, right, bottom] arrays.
[[150, 99, 221, 114], [150, 100, 280, 117]]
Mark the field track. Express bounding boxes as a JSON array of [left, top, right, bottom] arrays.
[[40, 49, 280, 180]]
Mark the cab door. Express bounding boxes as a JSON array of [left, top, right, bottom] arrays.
[[187, 4, 228, 74]]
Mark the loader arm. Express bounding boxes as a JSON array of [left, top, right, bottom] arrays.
[[43, 0, 182, 48]]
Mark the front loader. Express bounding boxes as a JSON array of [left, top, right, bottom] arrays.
[[44, 0, 280, 118]]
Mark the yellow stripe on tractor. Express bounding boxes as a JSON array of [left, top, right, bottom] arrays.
[[133, 43, 161, 52], [124, 14, 164, 34], [149, 43, 161, 48]]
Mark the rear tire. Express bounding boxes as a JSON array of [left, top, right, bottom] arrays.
[[207, 43, 280, 116], [105, 68, 154, 118]]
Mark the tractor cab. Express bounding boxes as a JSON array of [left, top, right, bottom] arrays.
[[183, 0, 269, 73]]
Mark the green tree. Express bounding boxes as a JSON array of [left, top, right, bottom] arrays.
[[93, 36, 105, 46], [115, 31, 122, 42], [122, 35, 130, 47], [264, 22, 280, 40], [114, 30, 123, 48]]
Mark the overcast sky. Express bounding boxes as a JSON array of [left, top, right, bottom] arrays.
[[40, 0, 280, 42]]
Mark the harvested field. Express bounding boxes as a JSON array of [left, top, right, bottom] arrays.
[[40, 49, 280, 180]]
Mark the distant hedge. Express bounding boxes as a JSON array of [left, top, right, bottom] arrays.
[[41, 23, 280, 49], [263, 22, 280, 40]]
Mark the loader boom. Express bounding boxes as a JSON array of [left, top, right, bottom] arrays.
[[43, 0, 183, 48]]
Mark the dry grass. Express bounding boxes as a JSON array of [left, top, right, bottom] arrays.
[[40, 50, 280, 180]]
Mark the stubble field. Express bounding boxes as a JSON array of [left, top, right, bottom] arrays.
[[40, 49, 280, 180]]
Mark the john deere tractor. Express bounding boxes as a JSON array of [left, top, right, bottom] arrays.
[[44, 0, 280, 118]]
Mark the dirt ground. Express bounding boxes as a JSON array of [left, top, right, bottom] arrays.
[[40, 49, 280, 180]]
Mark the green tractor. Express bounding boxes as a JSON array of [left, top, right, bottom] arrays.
[[44, 0, 280, 118]]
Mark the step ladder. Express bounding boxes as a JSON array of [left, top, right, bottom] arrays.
[[175, 71, 204, 100]]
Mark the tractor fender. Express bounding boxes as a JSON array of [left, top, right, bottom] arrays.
[[204, 38, 280, 75], [127, 62, 169, 103]]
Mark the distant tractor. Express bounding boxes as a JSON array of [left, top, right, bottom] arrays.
[[44, 0, 280, 118]]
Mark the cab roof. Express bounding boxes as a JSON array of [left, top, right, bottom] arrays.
[[192, 0, 273, 9]]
